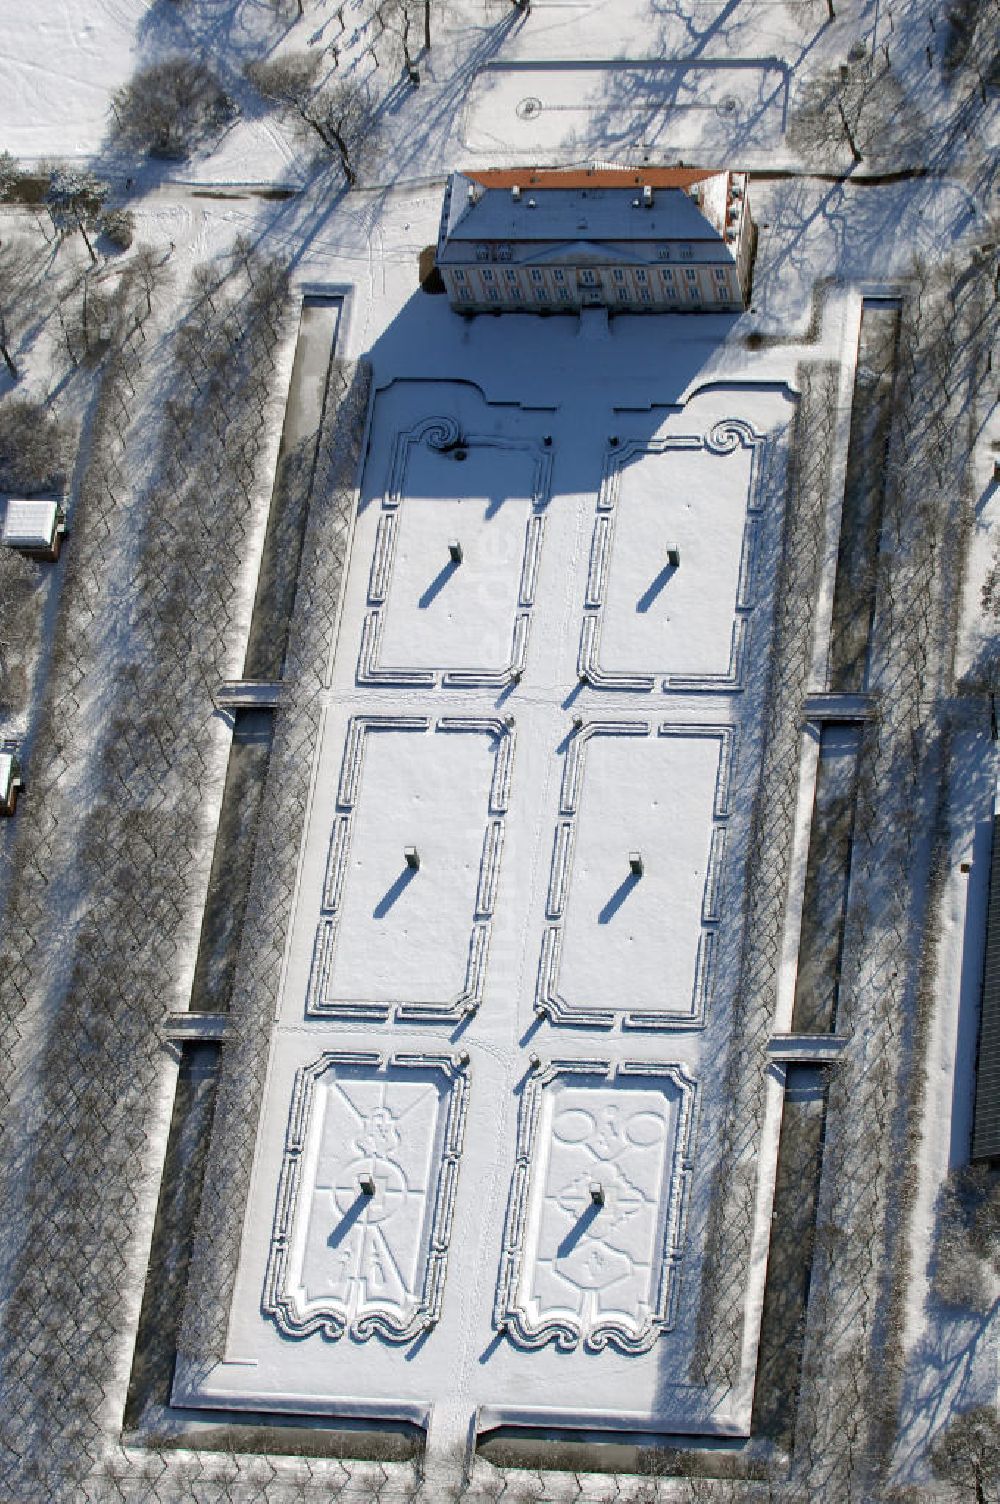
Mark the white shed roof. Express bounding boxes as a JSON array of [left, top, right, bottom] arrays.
[[0, 753, 15, 802], [2, 498, 59, 549]]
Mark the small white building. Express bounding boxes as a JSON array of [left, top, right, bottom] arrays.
[[0, 750, 22, 816], [2, 498, 66, 561], [435, 166, 756, 315]]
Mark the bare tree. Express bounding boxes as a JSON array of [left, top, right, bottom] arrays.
[[788, 55, 923, 169], [932, 1164, 1000, 1311], [379, 0, 440, 77], [131, 244, 170, 318], [45, 167, 108, 263], [0, 548, 41, 716], [0, 396, 72, 494], [931, 1407, 1000, 1504], [942, 0, 1000, 89], [111, 56, 234, 159], [0, 240, 34, 380], [244, 53, 375, 185]]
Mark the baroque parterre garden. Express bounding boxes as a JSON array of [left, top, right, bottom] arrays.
[[0, 2, 998, 1501]]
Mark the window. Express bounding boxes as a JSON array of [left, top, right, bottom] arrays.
[[535, 286, 547, 300], [531, 268, 543, 283], [685, 268, 697, 282], [714, 267, 728, 281], [554, 269, 565, 283], [579, 269, 597, 286], [512, 284, 523, 300], [660, 268, 673, 282], [476, 245, 490, 262], [558, 287, 571, 301], [665, 286, 678, 300], [454, 268, 466, 283], [613, 269, 625, 283], [483, 267, 494, 282], [488, 288, 500, 302], [496, 243, 513, 262], [678, 244, 693, 261], [636, 268, 647, 283], [640, 288, 652, 303], [656, 247, 671, 261], [617, 286, 629, 301]]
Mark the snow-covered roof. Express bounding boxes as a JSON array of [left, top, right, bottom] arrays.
[[0, 753, 15, 802], [440, 167, 738, 256], [2, 498, 59, 549]]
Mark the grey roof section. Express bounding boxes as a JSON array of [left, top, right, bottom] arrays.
[[972, 813, 1000, 1160], [441, 236, 738, 270], [442, 172, 727, 247]]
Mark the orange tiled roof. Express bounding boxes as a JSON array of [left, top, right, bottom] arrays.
[[463, 167, 721, 190]]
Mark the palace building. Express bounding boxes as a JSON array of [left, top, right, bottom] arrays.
[[435, 166, 756, 315]]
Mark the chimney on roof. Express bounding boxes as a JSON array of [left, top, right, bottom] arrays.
[[512, 184, 521, 202], [643, 184, 653, 207]]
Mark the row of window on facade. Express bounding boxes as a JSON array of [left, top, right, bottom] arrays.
[[473, 242, 698, 263], [448, 263, 737, 304]]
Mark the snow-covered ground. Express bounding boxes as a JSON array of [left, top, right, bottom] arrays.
[[2, 0, 999, 1497], [176, 350, 802, 1451]]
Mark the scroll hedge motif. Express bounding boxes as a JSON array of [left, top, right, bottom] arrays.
[[359, 414, 552, 689], [495, 1058, 697, 1354], [578, 417, 771, 692], [263, 1050, 470, 1343]]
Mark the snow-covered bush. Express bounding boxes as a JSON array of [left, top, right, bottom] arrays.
[[100, 208, 134, 252], [111, 57, 234, 159]]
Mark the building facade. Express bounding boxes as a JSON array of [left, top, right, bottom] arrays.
[[435, 166, 756, 315]]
